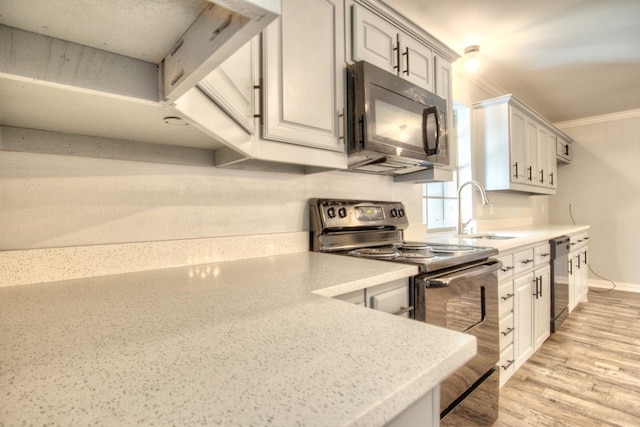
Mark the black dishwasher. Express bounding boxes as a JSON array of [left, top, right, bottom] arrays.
[[550, 236, 570, 332]]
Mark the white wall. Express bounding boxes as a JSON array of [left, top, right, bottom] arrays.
[[550, 114, 640, 285], [0, 137, 425, 250]]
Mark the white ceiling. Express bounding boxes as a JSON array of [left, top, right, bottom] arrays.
[[385, 0, 640, 122]]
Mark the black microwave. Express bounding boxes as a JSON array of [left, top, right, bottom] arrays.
[[346, 61, 449, 175]]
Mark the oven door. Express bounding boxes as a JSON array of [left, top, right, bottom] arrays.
[[412, 260, 501, 415]]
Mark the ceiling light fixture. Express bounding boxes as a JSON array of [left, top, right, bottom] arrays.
[[464, 45, 480, 73]]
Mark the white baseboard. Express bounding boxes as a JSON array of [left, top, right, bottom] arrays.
[[589, 279, 640, 293]]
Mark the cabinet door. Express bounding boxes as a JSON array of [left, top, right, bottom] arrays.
[[525, 118, 538, 185], [351, 3, 397, 72], [198, 37, 259, 134], [398, 33, 433, 91], [514, 274, 534, 369], [509, 108, 528, 184], [537, 126, 550, 188], [568, 253, 577, 311], [547, 133, 558, 189], [534, 265, 551, 350], [580, 248, 589, 302], [263, 0, 345, 151]]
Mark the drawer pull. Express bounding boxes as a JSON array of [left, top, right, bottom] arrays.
[[501, 360, 515, 370], [501, 327, 515, 337], [501, 293, 514, 301], [500, 266, 514, 272], [521, 259, 534, 265], [392, 306, 414, 316], [540, 253, 550, 257]]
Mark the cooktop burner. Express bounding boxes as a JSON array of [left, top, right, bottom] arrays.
[[348, 247, 400, 259]]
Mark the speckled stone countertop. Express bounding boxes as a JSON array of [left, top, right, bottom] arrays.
[[427, 224, 590, 253], [0, 251, 476, 426]]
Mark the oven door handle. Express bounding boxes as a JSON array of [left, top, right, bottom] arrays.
[[419, 260, 503, 287]]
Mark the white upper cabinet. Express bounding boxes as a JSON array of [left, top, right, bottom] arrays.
[[556, 135, 572, 163], [176, 0, 347, 171], [262, 0, 345, 151], [198, 38, 259, 135], [350, 2, 436, 92], [473, 95, 573, 195], [352, 4, 398, 71]]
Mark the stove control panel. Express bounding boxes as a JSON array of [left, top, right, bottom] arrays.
[[310, 198, 409, 230]]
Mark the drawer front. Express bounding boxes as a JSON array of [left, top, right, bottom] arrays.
[[498, 281, 515, 318], [497, 254, 515, 282], [499, 312, 515, 351], [499, 343, 515, 387], [534, 244, 551, 267], [513, 248, 535, 276], [570, 232, 589, 250]]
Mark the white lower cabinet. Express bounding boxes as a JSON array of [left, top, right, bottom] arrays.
[[333, 278, 410, 315], [498, 242, 551, 385], [386, 386, 440, 427], [514, 274, 534, 370], [367, 279, 411, 317], [569, 231, 589, 311]]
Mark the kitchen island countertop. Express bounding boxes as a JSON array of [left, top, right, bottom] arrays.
[[0, 251, 476, 426]]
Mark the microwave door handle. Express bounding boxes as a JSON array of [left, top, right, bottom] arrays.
[[422, 106, 440, 156]]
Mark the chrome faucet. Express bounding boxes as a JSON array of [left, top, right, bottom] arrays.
[[457, 180, 490, 235]]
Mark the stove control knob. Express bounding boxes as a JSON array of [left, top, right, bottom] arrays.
[[327, 207, 336, 218], [338, 207, 347, 218], [390, 208, 398, 218], [398, 208, 405, 217]]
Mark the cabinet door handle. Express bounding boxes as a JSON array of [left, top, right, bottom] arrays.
[[569, 258, 573, 275], [501, 327, 515, 336], [550, 172, 555, 185], [513, 162, 519, 179], [501, 293, 514, 301], [392, 306, 414, 316], [253, 80, 264, 124], [393, 38, 400, 73], [501, 360, 515, 370], [539, 169, 544, 183], [527, 166, 533, 181], [402, 46, 410, 75], [538, 276, 543, 298], [565, 144, 570, 156], [532, 277, 539, 298], [584, 251, 587, 264]]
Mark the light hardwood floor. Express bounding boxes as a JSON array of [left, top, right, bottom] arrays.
[[494, 288, 640, 426]]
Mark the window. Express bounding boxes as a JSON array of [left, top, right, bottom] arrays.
[[423, 177, 458, 232], [423, 103, 472, 233]]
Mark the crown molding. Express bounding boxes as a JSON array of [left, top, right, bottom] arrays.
[[452, 68, 508, 98], [555, 108, 640, 129]]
